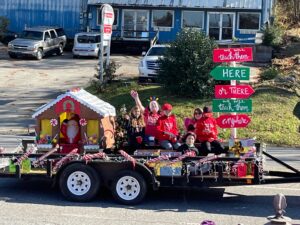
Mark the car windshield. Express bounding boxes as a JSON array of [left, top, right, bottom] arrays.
[[147, 47, 167, 56], [77, 35, 100, 43], [20, 31, 43, 40]]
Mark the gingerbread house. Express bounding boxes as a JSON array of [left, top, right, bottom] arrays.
[[32, 88, 116, 153]]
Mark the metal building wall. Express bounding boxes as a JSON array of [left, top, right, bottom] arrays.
[[0, 0, 86, 38]]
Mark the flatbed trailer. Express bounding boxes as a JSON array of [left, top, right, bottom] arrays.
[[0, 142, 299, 205]]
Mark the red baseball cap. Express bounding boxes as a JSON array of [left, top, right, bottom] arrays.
[[162, 103, 173, 111]]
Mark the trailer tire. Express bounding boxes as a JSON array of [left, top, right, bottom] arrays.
[[59, 163, 100, 202], [111, 170, 147, 205]]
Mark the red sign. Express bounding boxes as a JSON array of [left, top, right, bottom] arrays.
[[213, 47, 253, 62], [215, 85, 255, 99], [216, 114, 251, 128], [103, 24, 112, 34]]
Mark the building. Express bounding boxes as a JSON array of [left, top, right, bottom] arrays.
[[0, 0, 273, 48]]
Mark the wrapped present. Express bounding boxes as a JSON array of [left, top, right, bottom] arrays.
[[160, 150, 182, 157], [237, 163, 247, 177], [154, 161, 182, 176], [134, 149, 160, 157]]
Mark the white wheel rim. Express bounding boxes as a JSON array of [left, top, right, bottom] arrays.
[[67, 171, 91, 196], [37, 51, 42, 59], [116, 176, 140, 201]]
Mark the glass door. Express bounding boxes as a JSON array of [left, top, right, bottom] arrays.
[[207, 12, 234, 41], [123, 10, 149, 39]]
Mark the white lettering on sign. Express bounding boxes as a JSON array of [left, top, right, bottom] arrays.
[[222, 68, 247, 79], [221, 117, 248, 128], [229, 86, 249, 95], [218, 51, 251, 61]]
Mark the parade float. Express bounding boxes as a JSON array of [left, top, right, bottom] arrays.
[[0, 47, 299, 205]]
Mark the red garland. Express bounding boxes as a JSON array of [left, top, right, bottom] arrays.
[[53, 148, 79, 172], [146, 155, 170, 163], [82, 152, 107, 164], [119, 150, 136, 168]]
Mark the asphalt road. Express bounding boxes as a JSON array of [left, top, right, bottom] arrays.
[[0, 135, 299, 225]]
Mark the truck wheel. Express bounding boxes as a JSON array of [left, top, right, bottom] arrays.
[[111, 170, 147, 205], [57, 44, 63, 55], [36, 48, 43, 60], [59, 163, 100, 202], [8, 53, 17, 59]]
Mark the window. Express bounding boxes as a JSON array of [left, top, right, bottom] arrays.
[[152, 10, 174, 28], [77, 35, 100, 43], [182, 11, 204, 29], [44, 32, 51, 40], [97, 8, 119, 27], [50, 30, 57, 38], [238, 13, 260, 30]]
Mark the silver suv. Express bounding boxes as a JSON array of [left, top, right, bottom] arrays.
[[8, 27, 67, 60]]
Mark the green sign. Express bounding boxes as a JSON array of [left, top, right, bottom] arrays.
[[210, 66, 250, 80], [213, 99, 252, 113]]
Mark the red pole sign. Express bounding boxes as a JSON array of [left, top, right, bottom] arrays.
[[213, 47, 253, 62], [215, 85, 255, 99], [216, 114, 251, 128]]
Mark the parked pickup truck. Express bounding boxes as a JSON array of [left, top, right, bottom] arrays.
[[8, 27, 66, 60]]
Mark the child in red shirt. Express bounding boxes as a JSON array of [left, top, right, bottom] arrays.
[[130, 90, 161, 145], [156, 103, 181, 150], [195, 106, 224, 156]]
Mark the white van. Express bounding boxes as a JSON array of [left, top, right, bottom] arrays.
[[72, 32, 101, 58]]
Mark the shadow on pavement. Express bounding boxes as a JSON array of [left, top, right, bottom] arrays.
[[0, 178, 299, 220]]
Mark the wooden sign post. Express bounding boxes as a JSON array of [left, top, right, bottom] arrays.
[[212, 47, 254, 139]]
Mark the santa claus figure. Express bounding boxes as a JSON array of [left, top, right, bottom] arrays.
[[61, 116, 81, 144]]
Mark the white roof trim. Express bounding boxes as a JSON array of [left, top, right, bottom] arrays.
[[32, 89, 116, 118]]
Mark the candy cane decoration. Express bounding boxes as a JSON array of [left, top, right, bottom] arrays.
[[171, 151, 196, 163], [119, 150, 136, 168], [32, 145, 59, 167], [82, 152, 107, 164], [53, 149, 79, 172], [14, 147, 34, 166], [146, 155, 170, 164], [198, 155, 218, 164]]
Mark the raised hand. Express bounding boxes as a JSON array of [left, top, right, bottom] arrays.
[[130, 90, 138, 99]]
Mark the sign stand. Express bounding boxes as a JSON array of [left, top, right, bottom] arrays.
[[211, 47, 254, 140], [98, 4, 114, 83]]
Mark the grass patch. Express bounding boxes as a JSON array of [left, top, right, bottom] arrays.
[[86, 81, 300, 147]]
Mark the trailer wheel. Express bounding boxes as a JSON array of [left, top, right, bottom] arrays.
[[59, 163, 100, 202], [111, 170, 147, 205]]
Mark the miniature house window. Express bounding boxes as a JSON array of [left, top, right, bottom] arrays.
[[182, 11, 204, 29], [97, 8, 119, 27], [87, 120, 99, 139], [152, 10, 174, 28], [40, 119, 52, 137], [238, 12, 260, 30]]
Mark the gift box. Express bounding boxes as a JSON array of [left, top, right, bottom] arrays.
[[134, 149, 160, 156], [237, 163, 247, 177], [160, 150, 182, 157], [154, 161, 182, 176]]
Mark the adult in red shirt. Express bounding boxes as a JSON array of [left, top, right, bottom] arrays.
[[156, 103, 181, 150], [195, 106, 224, 156], [130, 90, 161, 145]]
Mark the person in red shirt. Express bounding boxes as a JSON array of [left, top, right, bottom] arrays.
[[156, 103, 181, 150], [195, 106, 224, 156], [130, 90, 161, 145]]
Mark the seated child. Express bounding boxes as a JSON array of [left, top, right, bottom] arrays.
[[184, 107, 203, 132], [177, 132, 199, 156], [124, 106, 145, 151], [156, 103, 181, 150], [195, 106, 224, 156]]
